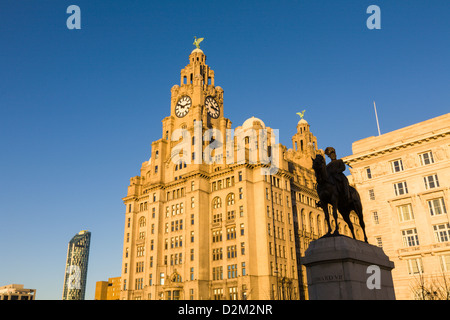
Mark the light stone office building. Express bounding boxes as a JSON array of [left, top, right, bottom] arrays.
[[344, 113, 450, 300], [119, 47, 365, 300]]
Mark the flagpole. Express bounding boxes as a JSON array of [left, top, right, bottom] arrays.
[[373, 101, 381, 136]]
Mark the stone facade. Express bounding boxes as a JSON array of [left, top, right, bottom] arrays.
[[0, 284, 36, 300], [119, 48, 365, 300], [343, 113, 450, 299]]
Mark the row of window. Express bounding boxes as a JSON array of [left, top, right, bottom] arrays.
[[212, 225, 245, 242], [372, 197, 447, 225], [212, 244, 246, 260], [211, 174, 239, 191], [400, 223, 450, 247], [368, 173, 441, 200], [364, 150, 436, 179], [405, 254, 450, 275]]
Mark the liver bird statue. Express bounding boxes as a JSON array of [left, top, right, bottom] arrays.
[[193, 36, 204, 49], [297, 110, 306, 120]]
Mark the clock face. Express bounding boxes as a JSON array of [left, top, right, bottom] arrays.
[[205, 96, 220, 119], [175, 96, 192, 118]]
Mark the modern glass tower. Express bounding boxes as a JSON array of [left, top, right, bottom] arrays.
[[62, 230, 91, 300]]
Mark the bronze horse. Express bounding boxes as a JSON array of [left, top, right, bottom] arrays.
[[312, 154, 368, 242]]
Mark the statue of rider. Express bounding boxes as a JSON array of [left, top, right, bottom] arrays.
[[324, 147, 351, 202]]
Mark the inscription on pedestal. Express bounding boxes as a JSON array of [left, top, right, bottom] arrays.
[[313, 274, 344, 283]]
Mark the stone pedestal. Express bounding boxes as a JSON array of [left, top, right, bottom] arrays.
[[302, 236, 395, 300]]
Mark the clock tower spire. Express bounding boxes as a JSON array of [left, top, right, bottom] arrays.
[[164, 40, 228, 145]]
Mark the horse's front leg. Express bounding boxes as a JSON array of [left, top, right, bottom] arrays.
[[332, 203, 340, 235], [322, 203, 332, 235]]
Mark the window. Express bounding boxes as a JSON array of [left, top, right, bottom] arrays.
[[213, 288, 223, 300], [427, 198, 447, 216], [227, 227, 236, 240], [213, 212, 222, 223], [390, 159, 404, 173], [402, 228, 419, 247], [227, 245, 237, 259], [394, 181, 408, 196], [227, 210, 235, 220], [229, 286, 238, 300], [368, 189, 375, 200], [397, 204, 414, 222], [137, 246, 145, 257], [433, 223, 450, 243], [213, 267, 223, 281], [238, 171, 242, 181], [136, 261, 144, 273], [419, 151, 434, 166], [407, 258, 424, 275], [239, 188, 243, 199], [212, 230, 222, 242], [440, 254, 450, 272], [365, 167, 372, 179], [376, 237, 383, 248], [160, 272, 165, 285], [227, 193, 235, 205], [212, 248, 223, 261], [424, 174, 440, 189], [372, 211, 379, 225], [228, 264, 237, 279], [191, 197, 195, 208], [213, 197, 222, 209]]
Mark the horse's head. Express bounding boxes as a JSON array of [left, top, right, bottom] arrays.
[[311, 154, 328, 182], [311, 154, 325, 170]]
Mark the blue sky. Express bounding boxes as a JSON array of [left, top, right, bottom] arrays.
[[0, 0, 449, 300]]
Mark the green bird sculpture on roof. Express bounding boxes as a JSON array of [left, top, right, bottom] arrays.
[[297, 110, 306, 120], [193, 36, 204, 49]]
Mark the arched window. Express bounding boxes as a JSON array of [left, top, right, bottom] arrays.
[[301, 209, 306, 230], [227, 193, 235, 206], [213, 197, 222, 209], [139, 217, 146, 228], [317, 215, 322, 236], [309, 212, 314, 234]]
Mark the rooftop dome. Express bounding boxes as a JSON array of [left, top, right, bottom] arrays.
[[191, 48, 204, 54], [298, 118, 308, 125], [242, 117, 266, 129]]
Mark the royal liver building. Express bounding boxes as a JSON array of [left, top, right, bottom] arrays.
[[120, 44, 364, 300]]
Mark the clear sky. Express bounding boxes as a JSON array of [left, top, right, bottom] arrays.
[[0, 0, 449, 300]]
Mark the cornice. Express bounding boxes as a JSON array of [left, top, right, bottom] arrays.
[[344, 130, 449, 165]]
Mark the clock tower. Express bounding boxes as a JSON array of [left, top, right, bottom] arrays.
[[162, 48, 231, 144]]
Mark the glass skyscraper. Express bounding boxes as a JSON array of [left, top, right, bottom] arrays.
[[62, 230, 91, 300]]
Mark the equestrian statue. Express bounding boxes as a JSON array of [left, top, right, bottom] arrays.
[[312, 147, 368, 243]]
